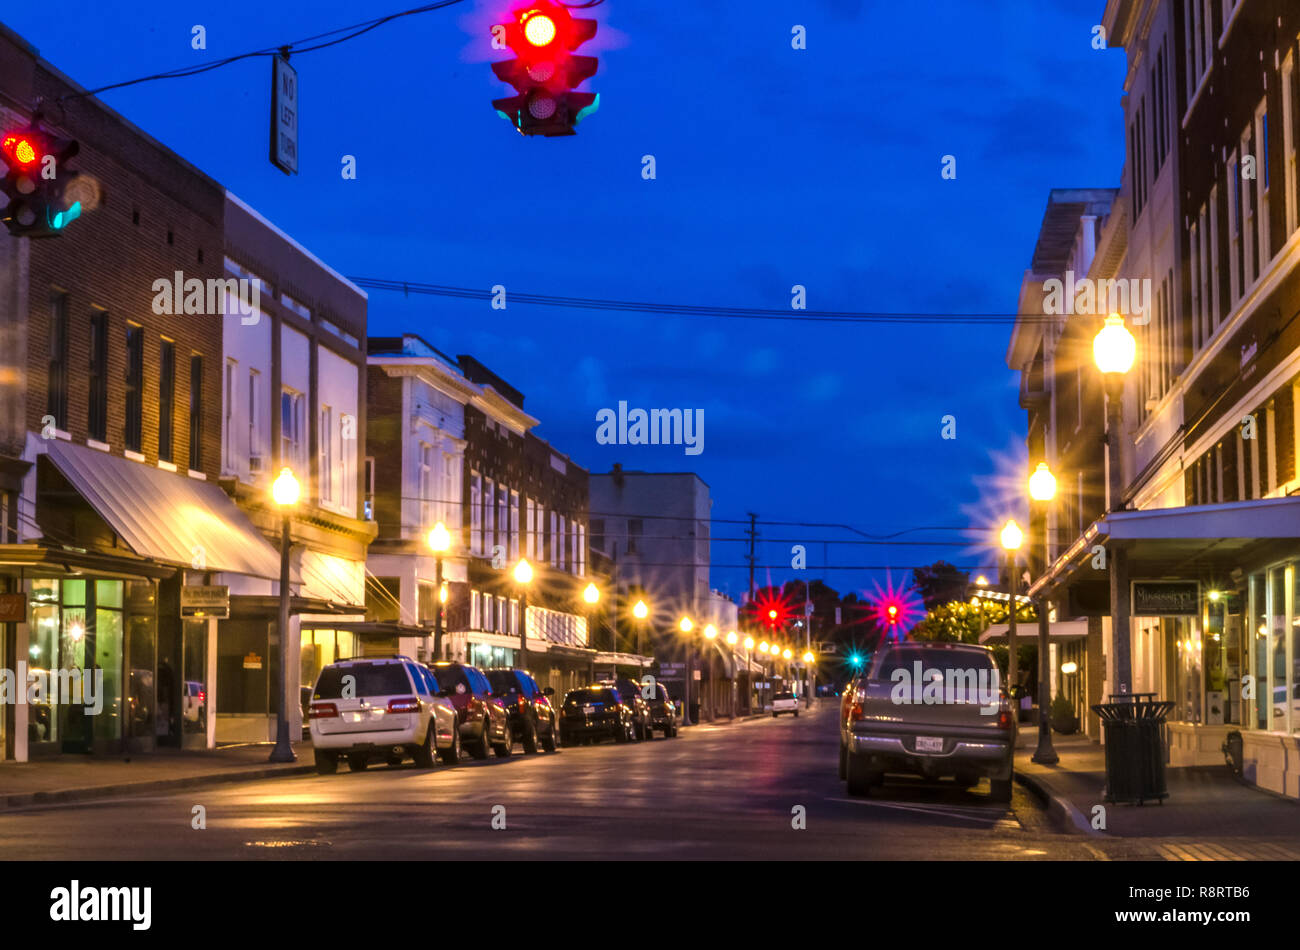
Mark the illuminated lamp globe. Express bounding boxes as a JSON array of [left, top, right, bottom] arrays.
[[1028, 463, 1057, 502], [513, 558, 534, 585], [583, 583, 600, 605], [428, 521, 452, 554], [632, 599, 649, 620], [1000, 519, 1023, 552], [272, 467, 300, 507], [1093, 312, 1136, 376]]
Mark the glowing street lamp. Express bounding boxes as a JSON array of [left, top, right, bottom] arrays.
[[1093, 311, 1136, 376], [1000, 517, 1023, 714], [1027, 464, 1059, 766], [679, 616, 693, 633], [428, 521, 452, 660], [1001, 519, 1023, 552], [269, 467, 300, 763], [704, 624, 717, 639], [1028, 462, 1057, 503], [583, 582, 600, 605], [802, 651, 815, 664], [743, 636, 754, 650], [726, 631, 738, 645], [632, 599, 648, 619], [514, 558, 534, 665]]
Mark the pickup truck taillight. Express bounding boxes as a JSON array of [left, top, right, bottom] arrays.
[[849, 702, 863, 721], [997, 707, 1013, 729], [387, 697, 420, 714], [309, 702, 338, 719]]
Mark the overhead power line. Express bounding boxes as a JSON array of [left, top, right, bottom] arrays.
[[55, 0, 471, 102], [349, 276, 1063, 326]]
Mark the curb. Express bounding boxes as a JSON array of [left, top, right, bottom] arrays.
[[0, 763, 316, 812], [1014, 767, 1103, 836]]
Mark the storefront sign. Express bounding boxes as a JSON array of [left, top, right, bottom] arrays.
[[0, 592, 25, 623], [243, 652, 262, 670], [1132, 581, 1199, 616], [181, 585, 230, 619]]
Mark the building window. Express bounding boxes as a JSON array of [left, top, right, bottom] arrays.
[[88, 310, 108, 443], [47, 292, 69, 432], [484, 477, 496, 555], [280, 388, 303, 472], [470, 472, 482, 555], [248, 369, 262, 476], [189, 354, 203, 470], [340, 415, 354, 514], [124, 323, 143, 453], [510, 490, 520, 561], [1255, 100, 1271, 271], [158, 339, 176, 463], [1286, 49, 1300, 239], [364, 456, 375, 520], [627, 518, 642, 554], [223, 358, 236, 470], [1209, 182, 1222, 328], [320, 406, 334, 503], [497, 484, 508, 559], [419, 442, 433, 528]]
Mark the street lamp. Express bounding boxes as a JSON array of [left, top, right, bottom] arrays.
[[631, 597, 649, 665], [1094, 311, 1137, 695], [269, 467, 300, 764], [514, 558, 533, 668], [679, 615, 694, 725], [1001, 518, 1023, 713], [582, 582, 600, 679], [1027, 463, 1059, 766], [428, 521, 452, 661]]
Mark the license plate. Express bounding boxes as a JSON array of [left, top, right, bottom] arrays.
[[915, 736, 944, 752], [583, 705, 596, 714]]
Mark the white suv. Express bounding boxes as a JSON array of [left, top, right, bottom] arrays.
[[771, 691, 800, 717], [308, 656, 460, 774]]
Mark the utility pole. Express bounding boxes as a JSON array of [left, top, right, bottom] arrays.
[[745, 512, 759, 603]]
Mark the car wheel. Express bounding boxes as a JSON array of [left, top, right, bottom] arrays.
[[439, 726, 461, 765], [541, 718, 558, 752], [772, 711, 778, 718], [493, 721, 514, 757], [845, 752, 881, 797], [614, 719, 629, 743], [314, 750, 339, 775], [413, 721, 436, 768], [990, 777, 1013, 803], [471, 722, 492, 760], [838, 743, 847, 781], [348, 754, 369, 773], [523, 718, 540, 754], [794, 710, 799, 718]]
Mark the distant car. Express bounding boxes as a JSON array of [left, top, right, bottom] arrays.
[[644, 681, 680, 738], [429, 661, 512, 759], [614, 678, 654, 740], [841, 642, 1015, 801], [308, 656, 460, 774], [485, 668, 560, 753], [771, 691, 800, 717], [559, 686, 636, 745], [183, 680, 207, 729]]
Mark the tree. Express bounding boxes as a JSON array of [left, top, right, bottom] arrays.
[[911, 561, 970, 612]]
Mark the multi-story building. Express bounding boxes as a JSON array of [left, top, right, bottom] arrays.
[[216, 194, 373, 744], [0, 22, 287, 760], [1013, 0, 1300, 797], [365, 334, 596, 695]]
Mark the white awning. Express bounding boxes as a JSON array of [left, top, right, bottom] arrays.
[[979, 619, 1089, 644]]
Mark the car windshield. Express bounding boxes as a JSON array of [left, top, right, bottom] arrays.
[[874, 647, 995, 680], [314, 663, 410, 699], [486, 671, 518, 694]]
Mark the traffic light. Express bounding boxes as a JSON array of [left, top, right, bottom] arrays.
[[491, 1, 599, 136], [1, 125, 82, 238]]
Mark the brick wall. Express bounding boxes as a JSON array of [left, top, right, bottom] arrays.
[[365, 365, 404, 540]]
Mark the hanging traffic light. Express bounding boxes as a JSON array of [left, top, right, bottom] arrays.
[[1, 125, 82, 238], [491, 1, 599, 137]]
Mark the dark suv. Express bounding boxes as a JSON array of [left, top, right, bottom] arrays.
[[486, 668, 559, 753], [644, 680, 680, 738], [428, 661, 512, 759], [559, 685, 635, 745], [614, 678, 654, 740]]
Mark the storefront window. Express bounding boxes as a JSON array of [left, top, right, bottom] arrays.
[[181, 619, 208, 739], [1169, 617, 1201, 723], [1205, 597, 1229, 725], [28, 579, 59, 745], [93, 601, 123, 743], [1271, 568, 1289, 733], [1251, 573, 1268, 730]]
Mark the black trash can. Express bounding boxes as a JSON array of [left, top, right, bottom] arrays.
[[688, 700, 700, 724], [1091, 693, 1174, 805]]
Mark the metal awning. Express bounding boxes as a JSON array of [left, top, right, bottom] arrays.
[[979, 619, 1089, 644], [1030, 497, 1300, 598], [41, 440, 283, 580]]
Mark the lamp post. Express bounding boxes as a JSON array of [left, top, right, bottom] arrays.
[[428, 521, 451, 661], [679, 615, 693, 725], [269, 467, 300, 763], [513, 558, 533, 669], [1001, 518, 1023, 715], [743, 635, 755, 713], [703, 624, 717, 721], [1028, 462, 1059, 765], [583, 582, 600, 680], [1094, 311, 1137, 695]]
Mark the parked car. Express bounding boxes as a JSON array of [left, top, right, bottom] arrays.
[[486, 668, 560, 753], [838, 672, 865, 779], [308, 656, 460, 774], [614, 678, 654, 740], [559, 685, 636, 745], [183, 680, 207, 732], [429, 661, 512, 759], [841, 642, 1016, 801], [644, 680, 680, 738], [771, 690, 800, 717]]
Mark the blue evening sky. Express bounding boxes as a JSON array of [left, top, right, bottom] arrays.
[[3, 0, 1126, 603]]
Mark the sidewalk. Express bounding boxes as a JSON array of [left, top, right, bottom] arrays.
[[0, 744, 314, 810], [1015, 730, 1300, 838]]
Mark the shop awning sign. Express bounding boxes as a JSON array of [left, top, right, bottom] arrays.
[[181, 585, 230, 619], [1132, 581, 1199, 616]]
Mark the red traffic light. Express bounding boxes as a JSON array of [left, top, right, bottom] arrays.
[[492, 0, 599, 136], [2, 132, 41, 168], [522, 10, 557, 47]]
